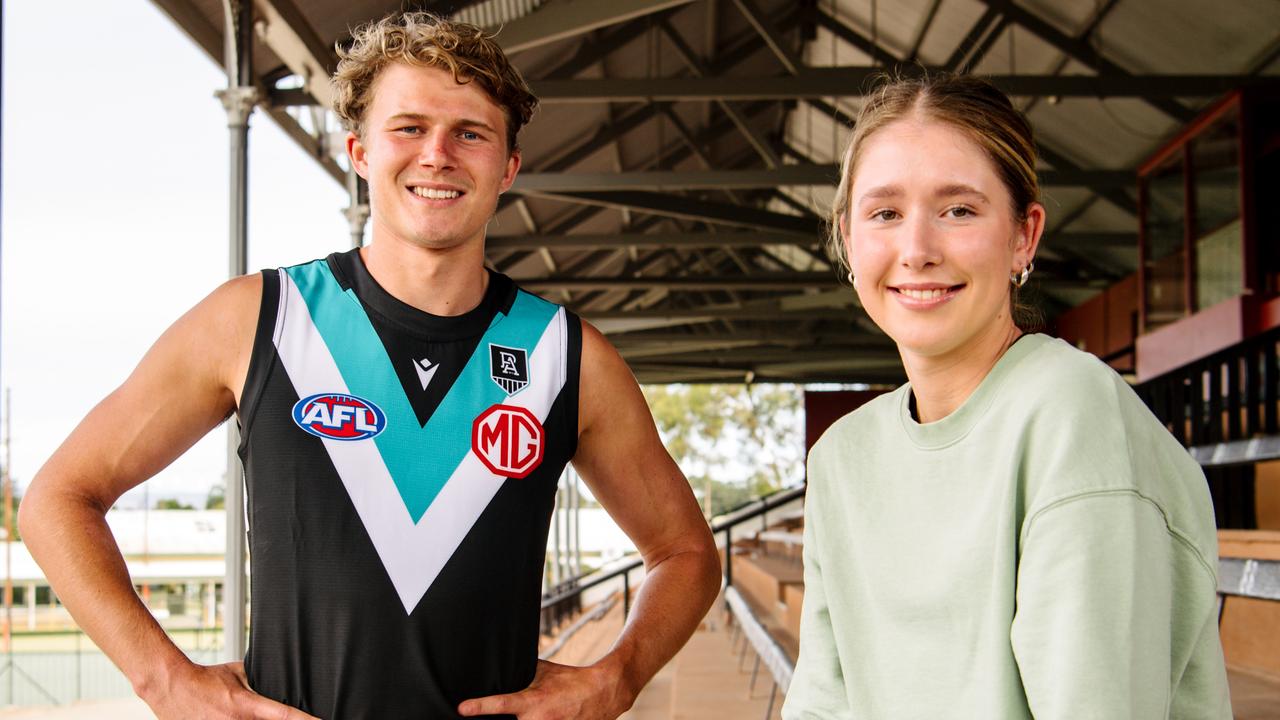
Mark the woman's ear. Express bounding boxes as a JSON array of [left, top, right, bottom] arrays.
[[1013, 202, 1046, 272]]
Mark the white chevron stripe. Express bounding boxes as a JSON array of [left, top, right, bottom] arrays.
[[273, 272, 567, 613]]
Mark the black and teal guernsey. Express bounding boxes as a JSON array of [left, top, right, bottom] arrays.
[[236, 249, 581, 719]]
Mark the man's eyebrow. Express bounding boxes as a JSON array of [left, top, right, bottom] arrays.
[[455, 118, 498, 133], [386, 112, 429, 124], [384, 113, 498, 134]]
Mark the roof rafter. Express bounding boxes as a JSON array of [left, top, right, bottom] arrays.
[[973, 0, 1196, 122], [492, 0, 697, 54], [515, 273, 840, 292], [528, 71, 1265, 102], [511, 165, 1132, 192], [518, 190, 819, 235]]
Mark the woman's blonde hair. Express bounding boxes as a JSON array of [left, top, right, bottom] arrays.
[[830, 71, 1042, 329], [332, 12, 538, 151]]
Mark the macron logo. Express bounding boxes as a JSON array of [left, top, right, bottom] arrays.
[[413, 357, 440, 390]]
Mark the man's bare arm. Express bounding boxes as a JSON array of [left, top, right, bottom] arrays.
[[18, 274, 315, 719], [459, 321, 721, 719]]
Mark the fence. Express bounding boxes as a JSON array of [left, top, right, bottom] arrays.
[[0, 627, 222, 707]]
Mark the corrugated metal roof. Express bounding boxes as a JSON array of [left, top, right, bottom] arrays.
[[148, 0, 1280, 383]]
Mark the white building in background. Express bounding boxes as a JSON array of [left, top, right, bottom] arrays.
[[2, 510, 228, 631], [3, 503, 636, 630]]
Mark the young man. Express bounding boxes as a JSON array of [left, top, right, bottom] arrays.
[[19, 12, 720, 719]]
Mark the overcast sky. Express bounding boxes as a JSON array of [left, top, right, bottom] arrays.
[[2, 0, 351, 505]]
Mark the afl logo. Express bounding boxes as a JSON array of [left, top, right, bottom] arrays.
[[292, 393, 387, 441]]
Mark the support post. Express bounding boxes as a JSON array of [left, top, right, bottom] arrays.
[[724, 527, 733, 587], [623, 570, 631, 619], [216, 0, 257, 663], [345, 165, 370, 248], [550, 480, 561, 588], [25, 583, 34, 631], [4, 388, 12, 702]]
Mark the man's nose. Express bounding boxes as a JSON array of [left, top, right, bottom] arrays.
[[417, 130, 456, 170]]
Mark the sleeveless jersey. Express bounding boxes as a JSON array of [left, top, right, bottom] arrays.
[[236, 249, 581, 718]]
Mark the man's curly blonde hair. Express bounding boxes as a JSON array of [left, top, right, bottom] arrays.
[[332, 12, 538, 152]]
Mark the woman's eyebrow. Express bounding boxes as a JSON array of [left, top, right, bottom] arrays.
[[934, 183, 990, 203], [857, 184, 904, 204]]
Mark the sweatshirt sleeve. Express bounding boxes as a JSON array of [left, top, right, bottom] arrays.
[[781, 503, 853, 720], [1010, 491, 1229, 720]]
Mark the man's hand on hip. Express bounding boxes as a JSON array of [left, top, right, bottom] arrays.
[[143, 661, 319, 720], [457, 658, 634, 720]]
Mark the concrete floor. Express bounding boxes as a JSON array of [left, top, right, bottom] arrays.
[[5, 603, 1275, 720], [0, 697, 152, 719]]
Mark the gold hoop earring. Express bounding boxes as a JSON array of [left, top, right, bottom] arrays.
[[847, 271, 857, 289]]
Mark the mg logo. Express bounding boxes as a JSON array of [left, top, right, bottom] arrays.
[[471, 404, 545, 479]]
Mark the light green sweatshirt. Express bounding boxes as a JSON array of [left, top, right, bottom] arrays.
[[783, 334, 1231, 719]]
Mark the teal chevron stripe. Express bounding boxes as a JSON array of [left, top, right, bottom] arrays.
[[286, 261, 558, 522]]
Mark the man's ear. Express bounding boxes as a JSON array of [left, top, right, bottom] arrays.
[[499, 148, 521, 194], [347, 131, 369, 179]]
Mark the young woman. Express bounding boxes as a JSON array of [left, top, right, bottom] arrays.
[[783, 74, 1231, 719]]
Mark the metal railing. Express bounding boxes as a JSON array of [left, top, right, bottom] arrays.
[[539, 484, 807, 629], [0, 626, 222, 707], [1134, 324, 1280, 458], [1219, 557, 1280, 602], [725, 586, 793, 720]]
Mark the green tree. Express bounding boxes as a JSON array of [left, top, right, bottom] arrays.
[[205, 484, 226, 510], [155, 498, 196, 511], [1, 491, 20, 542], [643, 383, 804, 518]]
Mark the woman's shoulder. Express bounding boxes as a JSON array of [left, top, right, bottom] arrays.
[[809, 386, 908, 459], [1018, 335, 1125, 393], [1004, 335, 1141, 426], [1012, 337, 1212, 537]]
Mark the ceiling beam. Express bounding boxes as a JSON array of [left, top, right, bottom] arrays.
[[517, 273, 840, 292], [519, 190, 820, 235], [907, 0, 944, 62], [529, 70, 1264, 102], [1038, 145, 1137, 215], [1043, 232, 1137, 249], [660, 21, 782, 168], [255, 0, 336, 107], [498, 100, 775, 269], [512, 165, 1132, 192], [513, 165, 836, 192], [974, 0, 1195, 122], [1020, 0, 1123, 117], [488, 231, 810, 250], [730, 0, 802, 74], [150, 0, 221, 61], [540, 9, 682, 79], [631, 346, 901, 364], [814, 8, 899, 66], [408, 1, 488, 17], [581, 306, 851, 321], [608, 329, 890, 345], [148, 0, 344, 187], [492, 0, 697, 54], [944, 6, 1001, 71]]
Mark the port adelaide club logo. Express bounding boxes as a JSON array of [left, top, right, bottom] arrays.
[[472, 343, 544, 478], [292, 393, 387, 441], [489, 344, 529, 395]]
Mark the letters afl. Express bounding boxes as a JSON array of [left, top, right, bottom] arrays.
[[292, 393, 387, 441]]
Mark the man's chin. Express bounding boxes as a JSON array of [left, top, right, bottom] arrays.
[[406, 232, 482, 252]]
